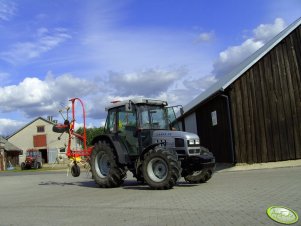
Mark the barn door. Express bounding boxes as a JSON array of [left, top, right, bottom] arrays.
[[196, 95, 234, 163]]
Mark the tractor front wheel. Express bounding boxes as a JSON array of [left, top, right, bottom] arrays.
[[142, 148, 181, 190], [91, 141, 126, 188]]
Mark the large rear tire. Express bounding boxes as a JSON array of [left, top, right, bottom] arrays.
[[184, 169, 213, 183], [91, 141, 126, 188], [142, 148, 181, 190]]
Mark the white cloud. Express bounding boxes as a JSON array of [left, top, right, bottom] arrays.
[[0, 73, 99, 117], [213, 39, 264, 76], [253, 18, 286, 41], [108, 67, 187, 96], [0, 27, 71, 64], [0, 118, 24, 137], [183, 75, 217, 93], [213, 18, 286, 76], [195, 31, 215, 43], [0, 0, 16, 21]]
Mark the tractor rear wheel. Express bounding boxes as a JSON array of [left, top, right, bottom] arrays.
[[142, 148, 181, 190], [91, 141, 126, 188], [184, 169, 213, 183]]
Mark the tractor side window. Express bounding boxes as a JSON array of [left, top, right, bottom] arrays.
[[117, 107, 137, 133], [141, 110, 150, 129], [150, 108, 167, 129], [117, 108, 138, 155], [139, 106, 168, 130], [106, 110, 117, 133], [167, 107, 180, 130]]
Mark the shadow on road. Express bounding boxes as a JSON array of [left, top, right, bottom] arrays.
[[38, 178, 201, 190], [121, 179, 199, 190], [39, 180, 98, 188]]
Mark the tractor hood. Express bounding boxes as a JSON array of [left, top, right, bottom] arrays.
[[25, 156, 34, 162], [152, 130, 199, 141], [152, 130, 201, 155]]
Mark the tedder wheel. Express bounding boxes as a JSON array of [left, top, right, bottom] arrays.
[[91, 141, 126, 188], [142, 148, 181, 190], [71, 164, 80, 177], [184, 169, 213, 183]]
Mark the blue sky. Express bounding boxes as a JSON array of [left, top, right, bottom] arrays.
[[0, 0, 300, 136]]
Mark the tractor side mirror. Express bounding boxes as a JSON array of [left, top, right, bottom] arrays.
[[125, 102, 132, 112], [180, 107, 184, 116]]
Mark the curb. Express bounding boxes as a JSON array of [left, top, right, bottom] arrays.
[[216, 159, 301, 172]]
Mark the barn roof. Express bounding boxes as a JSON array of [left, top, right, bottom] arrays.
[[0, 136, 22, 152], [6, 117, 55, 139], [183, 17, 301, 114]]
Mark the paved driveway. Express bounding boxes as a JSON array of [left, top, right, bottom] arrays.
[[0, 166, 300, 226]]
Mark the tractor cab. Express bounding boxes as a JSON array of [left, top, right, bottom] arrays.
[[104, 98, 181, 155]]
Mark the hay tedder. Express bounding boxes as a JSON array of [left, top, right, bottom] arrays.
[[52, 98, 93, 177]]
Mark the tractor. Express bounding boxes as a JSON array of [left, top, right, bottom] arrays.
[[90, 98, 215, 189], [21, 149, 43, 170]]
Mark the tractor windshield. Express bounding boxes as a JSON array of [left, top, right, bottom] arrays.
[[138, 105, 170, 130]]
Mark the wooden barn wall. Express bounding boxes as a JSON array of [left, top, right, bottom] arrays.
[[195, 96, 233, 163], [228, 25, 301, 163]]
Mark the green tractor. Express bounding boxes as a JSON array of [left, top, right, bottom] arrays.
[[91, 98, 215, 189]]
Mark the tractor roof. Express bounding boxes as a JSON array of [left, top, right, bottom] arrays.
[[106, 98, 168, 110]]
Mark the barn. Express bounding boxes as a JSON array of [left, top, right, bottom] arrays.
[[181, 17, 301, 164], [7, 117, 73, 164]]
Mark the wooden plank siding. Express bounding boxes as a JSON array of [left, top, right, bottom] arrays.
[[228, 25, 301, 163], [195, 96, 233, 163]]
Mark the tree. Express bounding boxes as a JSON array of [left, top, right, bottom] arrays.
[[75, 127, 105, 145]]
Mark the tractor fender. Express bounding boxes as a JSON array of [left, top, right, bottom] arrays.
[[139, 142, 165, 161], [91, 134, 130, 165]]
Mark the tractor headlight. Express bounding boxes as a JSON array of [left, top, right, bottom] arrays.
[[187, 139, 200, 147], [188, 140, 195, 146]]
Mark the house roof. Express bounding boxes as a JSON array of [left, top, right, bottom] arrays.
[[0, 136, 22, 152], [6, 117, 55, 139], [183, 17, 301, 115]]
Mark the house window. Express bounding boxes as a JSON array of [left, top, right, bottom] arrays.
[[37, 126, 45, 133]]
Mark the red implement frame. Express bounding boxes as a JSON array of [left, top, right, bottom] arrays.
[[66, 97, 93, 159]]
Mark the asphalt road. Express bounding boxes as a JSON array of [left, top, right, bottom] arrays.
[[0, 166, 300, 226]]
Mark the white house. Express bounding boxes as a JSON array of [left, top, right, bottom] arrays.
[[7, 117, 78, 164]]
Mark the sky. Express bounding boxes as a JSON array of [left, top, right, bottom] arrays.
[[0, 0, 300, 136]]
